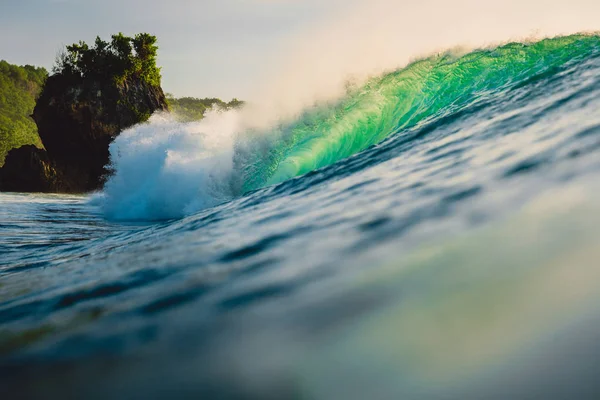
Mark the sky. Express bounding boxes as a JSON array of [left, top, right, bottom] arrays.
[[0, 0, 599, 101], [0, 0, 352, 99]]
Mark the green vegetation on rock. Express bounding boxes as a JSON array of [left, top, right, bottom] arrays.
[[54, 32, 162, 88], [166, 94, 244, 122], [0, 61, 47, 165]]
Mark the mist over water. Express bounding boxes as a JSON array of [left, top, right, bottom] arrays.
[[243, 0, 600, 123]]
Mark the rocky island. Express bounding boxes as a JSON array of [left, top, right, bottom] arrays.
[[0, 33, 169, 193]]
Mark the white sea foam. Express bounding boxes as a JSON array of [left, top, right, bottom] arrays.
[[99, 111, 240, 220]]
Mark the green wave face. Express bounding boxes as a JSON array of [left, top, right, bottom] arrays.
[[240, 34, 600, 193]]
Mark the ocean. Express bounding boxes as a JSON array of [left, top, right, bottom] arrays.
[[2, 34, 600, 399]]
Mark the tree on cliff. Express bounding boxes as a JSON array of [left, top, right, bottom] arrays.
[[54, 33, 162, 87]]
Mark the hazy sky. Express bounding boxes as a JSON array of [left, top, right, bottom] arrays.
[[0, 0, 352, 99], [0, 0, 598, 100]]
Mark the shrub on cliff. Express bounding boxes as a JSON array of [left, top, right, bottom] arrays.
[[0, 61, 47, 165]]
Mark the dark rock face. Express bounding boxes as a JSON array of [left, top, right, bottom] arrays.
[[0, 145, 59, 192], [0, 74, 168, 193]]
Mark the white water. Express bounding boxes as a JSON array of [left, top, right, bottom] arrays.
[[99, 111, 240, 220]]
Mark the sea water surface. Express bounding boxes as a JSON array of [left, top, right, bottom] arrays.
[[2, 35, 600, 399]]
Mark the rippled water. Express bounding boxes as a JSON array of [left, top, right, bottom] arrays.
[[2, 36, 600, 399]]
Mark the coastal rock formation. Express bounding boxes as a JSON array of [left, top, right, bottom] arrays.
[[38, 75, 167, 191], [0, 145, 59, 192], [0, 33, 169, 193]]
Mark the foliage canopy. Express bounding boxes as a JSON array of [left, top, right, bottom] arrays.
[[54, 33, 162, 87]]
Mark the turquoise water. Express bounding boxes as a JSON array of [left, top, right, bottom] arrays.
[[2, 35, 600, 398]]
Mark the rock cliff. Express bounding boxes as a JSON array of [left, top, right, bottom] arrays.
[[0, 145, 59, 192], [0, 33, 169, 193]]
